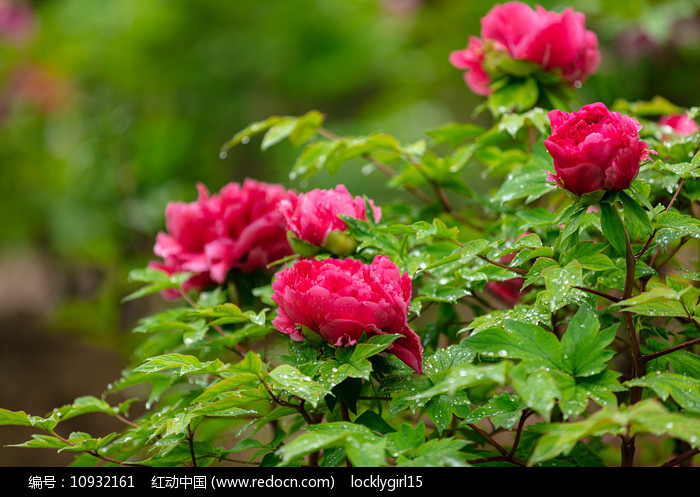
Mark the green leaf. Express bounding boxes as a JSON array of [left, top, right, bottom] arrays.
[[530, 399, 700, 464], [386, 422, 426, 456], [316, 359, 373, 391], [427, 122, 484, 148], [323, 132, 401, 175], [122, 269, 192, 302], [612, 284, 689, 317], [627, 372, 700, 413], [350, 334, 401, 362], [576, 253, 617, 271], [459, 393, 526, 430], [463, 320, 563, 371], [540, 260, 584, 313], [413, 218, 460, 242], [509, 364, 559, 421], [276, 422, 386, 466], [656, 211, 700, 239], [523, 257, 557, 288], [220, 115, 288, 154], [191, 373, 260, 404], [9, 435, 71, 450], [407, 361, 508, 400], [290, 140, 336, 179], [491, 163, 553, 207], [0, 408, 33, 427], [134, 353, 225, 376], [261, 119, 297, 151], [395, 438, 470, 467], [600, 202, 626, 256], [268, 365, 331, 408], [354, 410, 396, 435], [619, 191, 652, 240], [289, 110, 325, 146], [560, 305, 616, 377], [53, 396, 117, 422], [555, 370, 625, 420], [487, 77, 539, 116]]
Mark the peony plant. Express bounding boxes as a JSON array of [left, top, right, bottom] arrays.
[[3, 1, 700, 472]]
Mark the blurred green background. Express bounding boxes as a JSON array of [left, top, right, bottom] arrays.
[[1, 0, 700, 465]]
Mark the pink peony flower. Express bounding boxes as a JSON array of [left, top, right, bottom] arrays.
[[543, 102, 652, 197], [151, 179, 296, 298], [659, 114, 699, 137], [0, 0, 34, 44], [271, 256, 424, 374], [450, 2, 600, 95], [449, 37, 493, 97], [280, 185, 381, 256]]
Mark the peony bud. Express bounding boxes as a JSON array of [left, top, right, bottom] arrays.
[[279, 185, 381, 255]]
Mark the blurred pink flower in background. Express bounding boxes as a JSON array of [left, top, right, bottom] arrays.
[[450, 1, 600, 95], [659, 113, 699, 137], [0, 0, 34, 44], [271, 256, 423, 374]]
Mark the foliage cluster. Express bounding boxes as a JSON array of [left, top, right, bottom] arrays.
[[3, 0, 700, 468]]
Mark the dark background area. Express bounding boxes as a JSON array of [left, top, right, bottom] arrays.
[[2, 0, 700, 466]]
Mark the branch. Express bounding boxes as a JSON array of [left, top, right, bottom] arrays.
[[635, 178, 686, 262], [317, 127, 435, 205], [642, 305, 700, 362], [508, 409, 532, 460], [662, 447, 699, 467], [260, 376, 317, 425], [478, 255, 527, 275], [187, 424, 198, 468], [467, 423, 508, 457]]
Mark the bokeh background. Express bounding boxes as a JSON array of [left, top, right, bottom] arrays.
[[2, 0, 700, 466]]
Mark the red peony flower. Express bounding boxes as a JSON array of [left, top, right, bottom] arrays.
[[271, 256, 423, 374], [543, 102, 652, 197], [450, 1, 600, 95], [659, 113, 699, 138], [151, 179, 296, 298]]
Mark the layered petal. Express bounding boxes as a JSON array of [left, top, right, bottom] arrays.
[[544, 103, 651, 196], [150, 179, 296, 298], [271, 256, 423, 374]]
